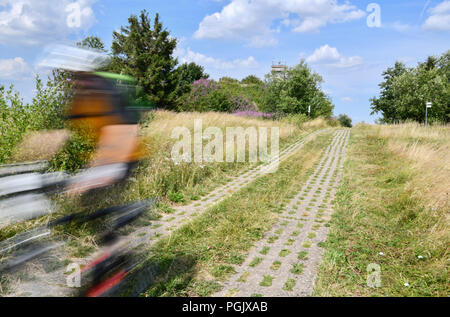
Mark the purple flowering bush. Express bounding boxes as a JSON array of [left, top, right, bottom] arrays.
[[230, 95, 256, 112], [191, 79, 220, 96], [179, 79, 259, 113]]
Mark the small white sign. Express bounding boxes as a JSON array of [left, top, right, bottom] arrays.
[[426, 102, 432, 108]]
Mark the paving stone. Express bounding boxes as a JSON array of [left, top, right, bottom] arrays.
[[215, 130, 350, 297]]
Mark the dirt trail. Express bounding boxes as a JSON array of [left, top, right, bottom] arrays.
[[214, 129, 350, 297], [7, 129, 328, 297]]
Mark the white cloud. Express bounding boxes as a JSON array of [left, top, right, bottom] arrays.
[[194, 0, 365, 47], [177, 48, 259, 70], [306, 44, 363, 68], [0, 57, 30, 79], [341, 96, 352, 102], [0, 0, 96, 46], [306, 45, 340, 63], [423, 0, 450, 31]]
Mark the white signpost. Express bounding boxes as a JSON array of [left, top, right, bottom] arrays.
[[426, 102, 432, 127]]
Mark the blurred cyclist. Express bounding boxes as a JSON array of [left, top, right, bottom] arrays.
[[37, 45, 151, 195], [0, 45, 155, 296]]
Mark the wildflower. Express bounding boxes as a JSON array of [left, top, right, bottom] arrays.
[[379, 252, 384, 256], [418, 255, 423, 259], [404, 283, 409, 287]]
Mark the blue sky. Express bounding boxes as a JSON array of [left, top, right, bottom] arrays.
[[0, 0, 449, 123]]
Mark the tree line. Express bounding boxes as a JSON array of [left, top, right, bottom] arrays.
[[76, 9, 334, 118]]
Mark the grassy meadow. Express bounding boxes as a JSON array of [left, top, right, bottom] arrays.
[[0, 111, 330, 258], [314, 123, 449, 297]]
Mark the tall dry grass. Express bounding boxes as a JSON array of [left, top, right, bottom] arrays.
[[128, 110, 309, 201], [141, 110, 300, 148], [374, 123, 449, 211], [372, 123, 449, 273], [302, 117, 331, 130], [314, 123, 449, 296]]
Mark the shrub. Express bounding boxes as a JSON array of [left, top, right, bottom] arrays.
[[337, 114, 353, 127], [48, 127, 96, 172], [178, 79, 236, 113], [0, 75, 68, 164], [0, 86, 31, 163], [207, 90, 234, 112], [230, 95, 256, 112], [168, 191, 185, 203]]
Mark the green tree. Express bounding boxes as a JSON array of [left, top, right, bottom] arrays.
[[77, 36, 106, 52], [111, 10, 179, 109], [391, 63, 448, 123], [371, 51, 450, 123], [261, 61, 334, 117], [337, 114, 353, 127], [370, 61, 408, 123], [176, 62, 209, 94], [241, 75, 264, 85], [49, 36, 107, 114], [219, 77, 239, 84]]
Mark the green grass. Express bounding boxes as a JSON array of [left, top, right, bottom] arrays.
[[225, 288, 239, 297], [259, 275, 274, 287], [138, 132, 334, 297], [283, 279, 296, 291], [314, 125, 449, 297], [290, 263, 304, 275], [228, 252, 245, 264], [249, 257, 263, 267], [285, 239, 295, 246], [168, 192, 185, 203], [270, 261, 282, 271], [237, 272, 250, 283]]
